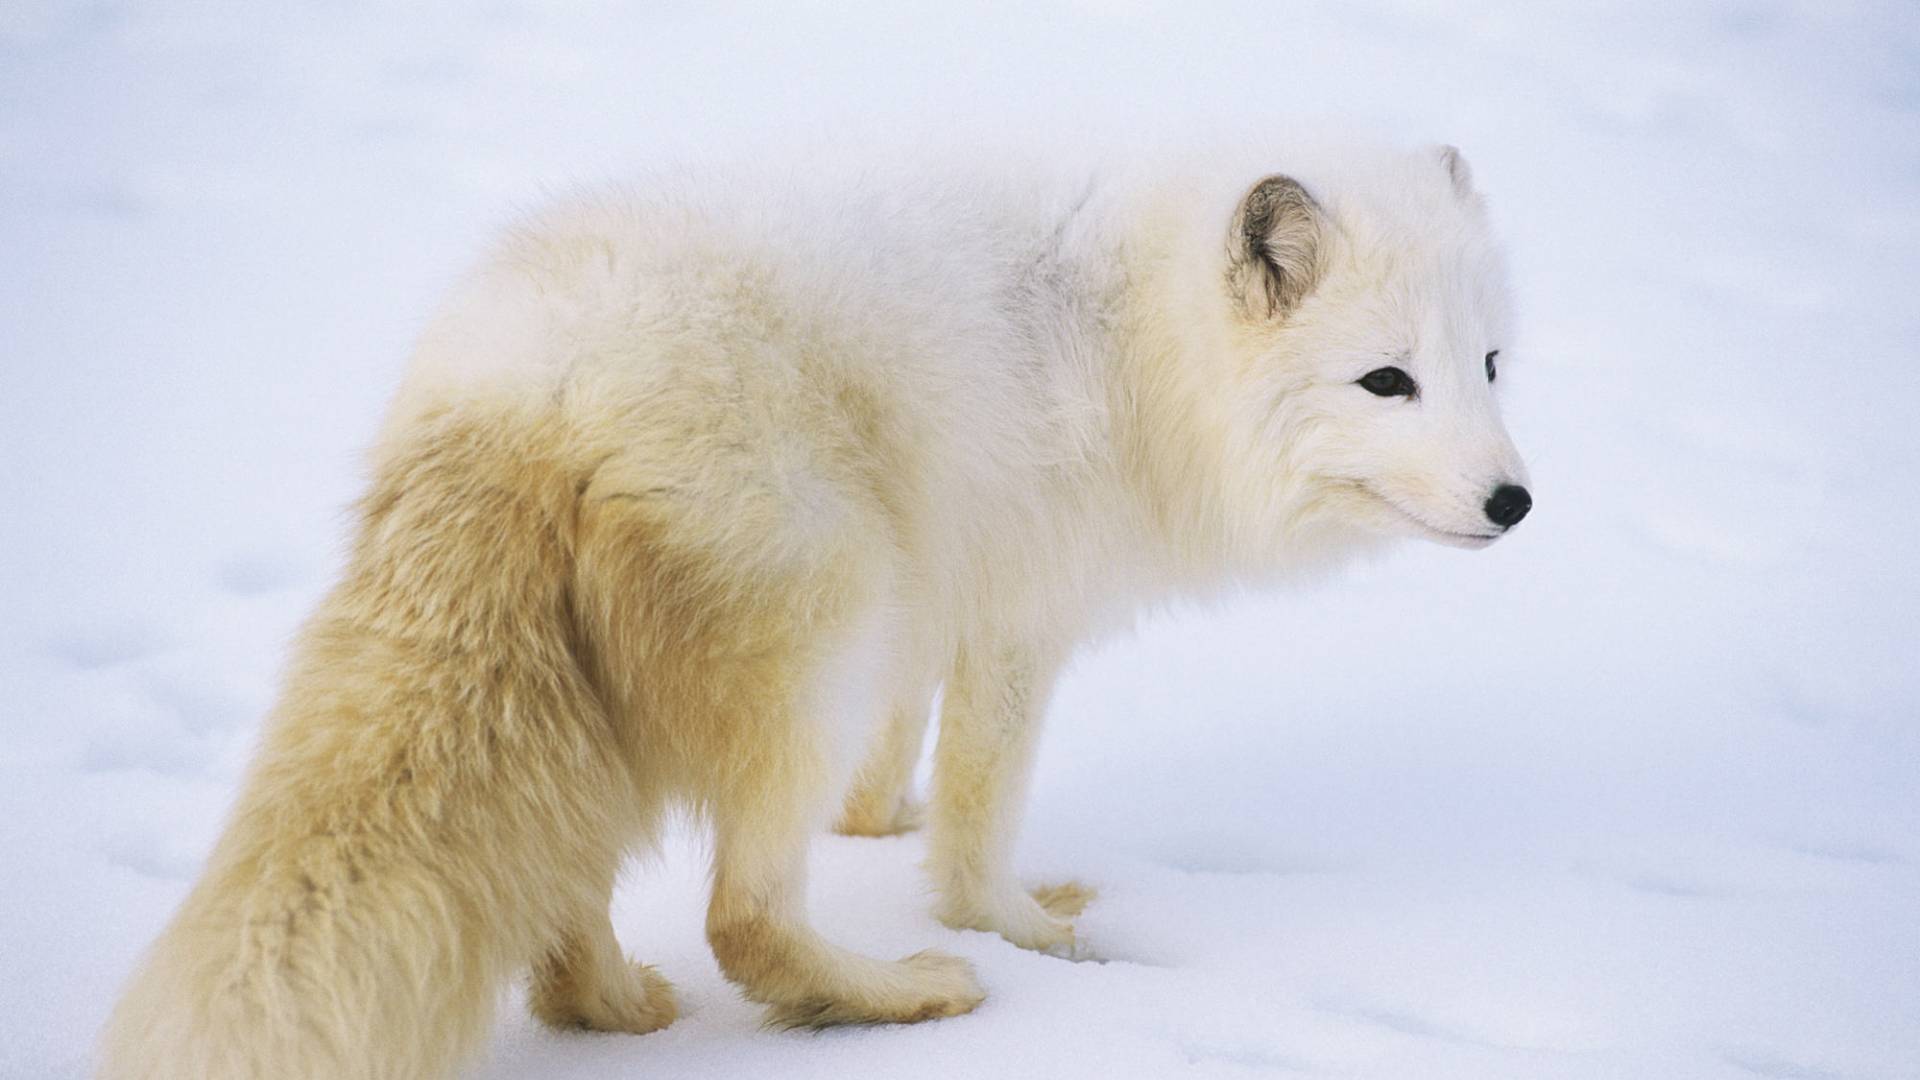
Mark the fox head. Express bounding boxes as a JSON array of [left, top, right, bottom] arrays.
[[1195, 145, 1530, 563]]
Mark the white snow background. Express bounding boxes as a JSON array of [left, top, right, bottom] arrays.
[[3, 2, 1917, 1078]]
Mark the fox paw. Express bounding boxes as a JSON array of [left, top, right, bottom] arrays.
[[530, 960, 677, 1036], [832, 794, 925, 838], [939, 881, 1097, 959], [1031, 881, 1096, 920], [767, 950, 985, 1028]]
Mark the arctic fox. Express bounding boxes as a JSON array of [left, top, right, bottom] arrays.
[[99, 143, 1530, 1079]]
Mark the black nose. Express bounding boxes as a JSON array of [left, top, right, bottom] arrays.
[[1484, 484, 1532, 529]]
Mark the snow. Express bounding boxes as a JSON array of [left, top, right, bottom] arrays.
[[3, 2, 1917, 1078]]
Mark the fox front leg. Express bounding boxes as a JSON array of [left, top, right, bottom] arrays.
[[927, 639, 1093, 956]]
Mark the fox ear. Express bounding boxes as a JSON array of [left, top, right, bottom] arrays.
[[1230, 175, 1324, 320], [1436, 144, 1477, 201]]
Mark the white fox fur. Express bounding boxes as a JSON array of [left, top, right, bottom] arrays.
[[98, 142, 1529, 1079]]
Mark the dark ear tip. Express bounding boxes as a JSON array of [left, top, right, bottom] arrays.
[[1246, 174, 1316, 211], [1436, 145, 1475, 198], [1238, 175, 1320, 245]]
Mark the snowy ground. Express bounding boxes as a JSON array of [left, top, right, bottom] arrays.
[[3, 2, 1918, 1078]]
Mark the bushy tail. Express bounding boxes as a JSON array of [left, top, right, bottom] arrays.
[[98, 411, 634, 1079]]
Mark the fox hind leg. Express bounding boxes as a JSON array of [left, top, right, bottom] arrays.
[[704, 699, 983, 1026], [528, 865, 677, 1036], [834, 690, 934, 838]]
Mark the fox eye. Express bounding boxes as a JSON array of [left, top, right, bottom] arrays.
[[1485, 350, 1499, 382], [1358, 366, 1417, 398]]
